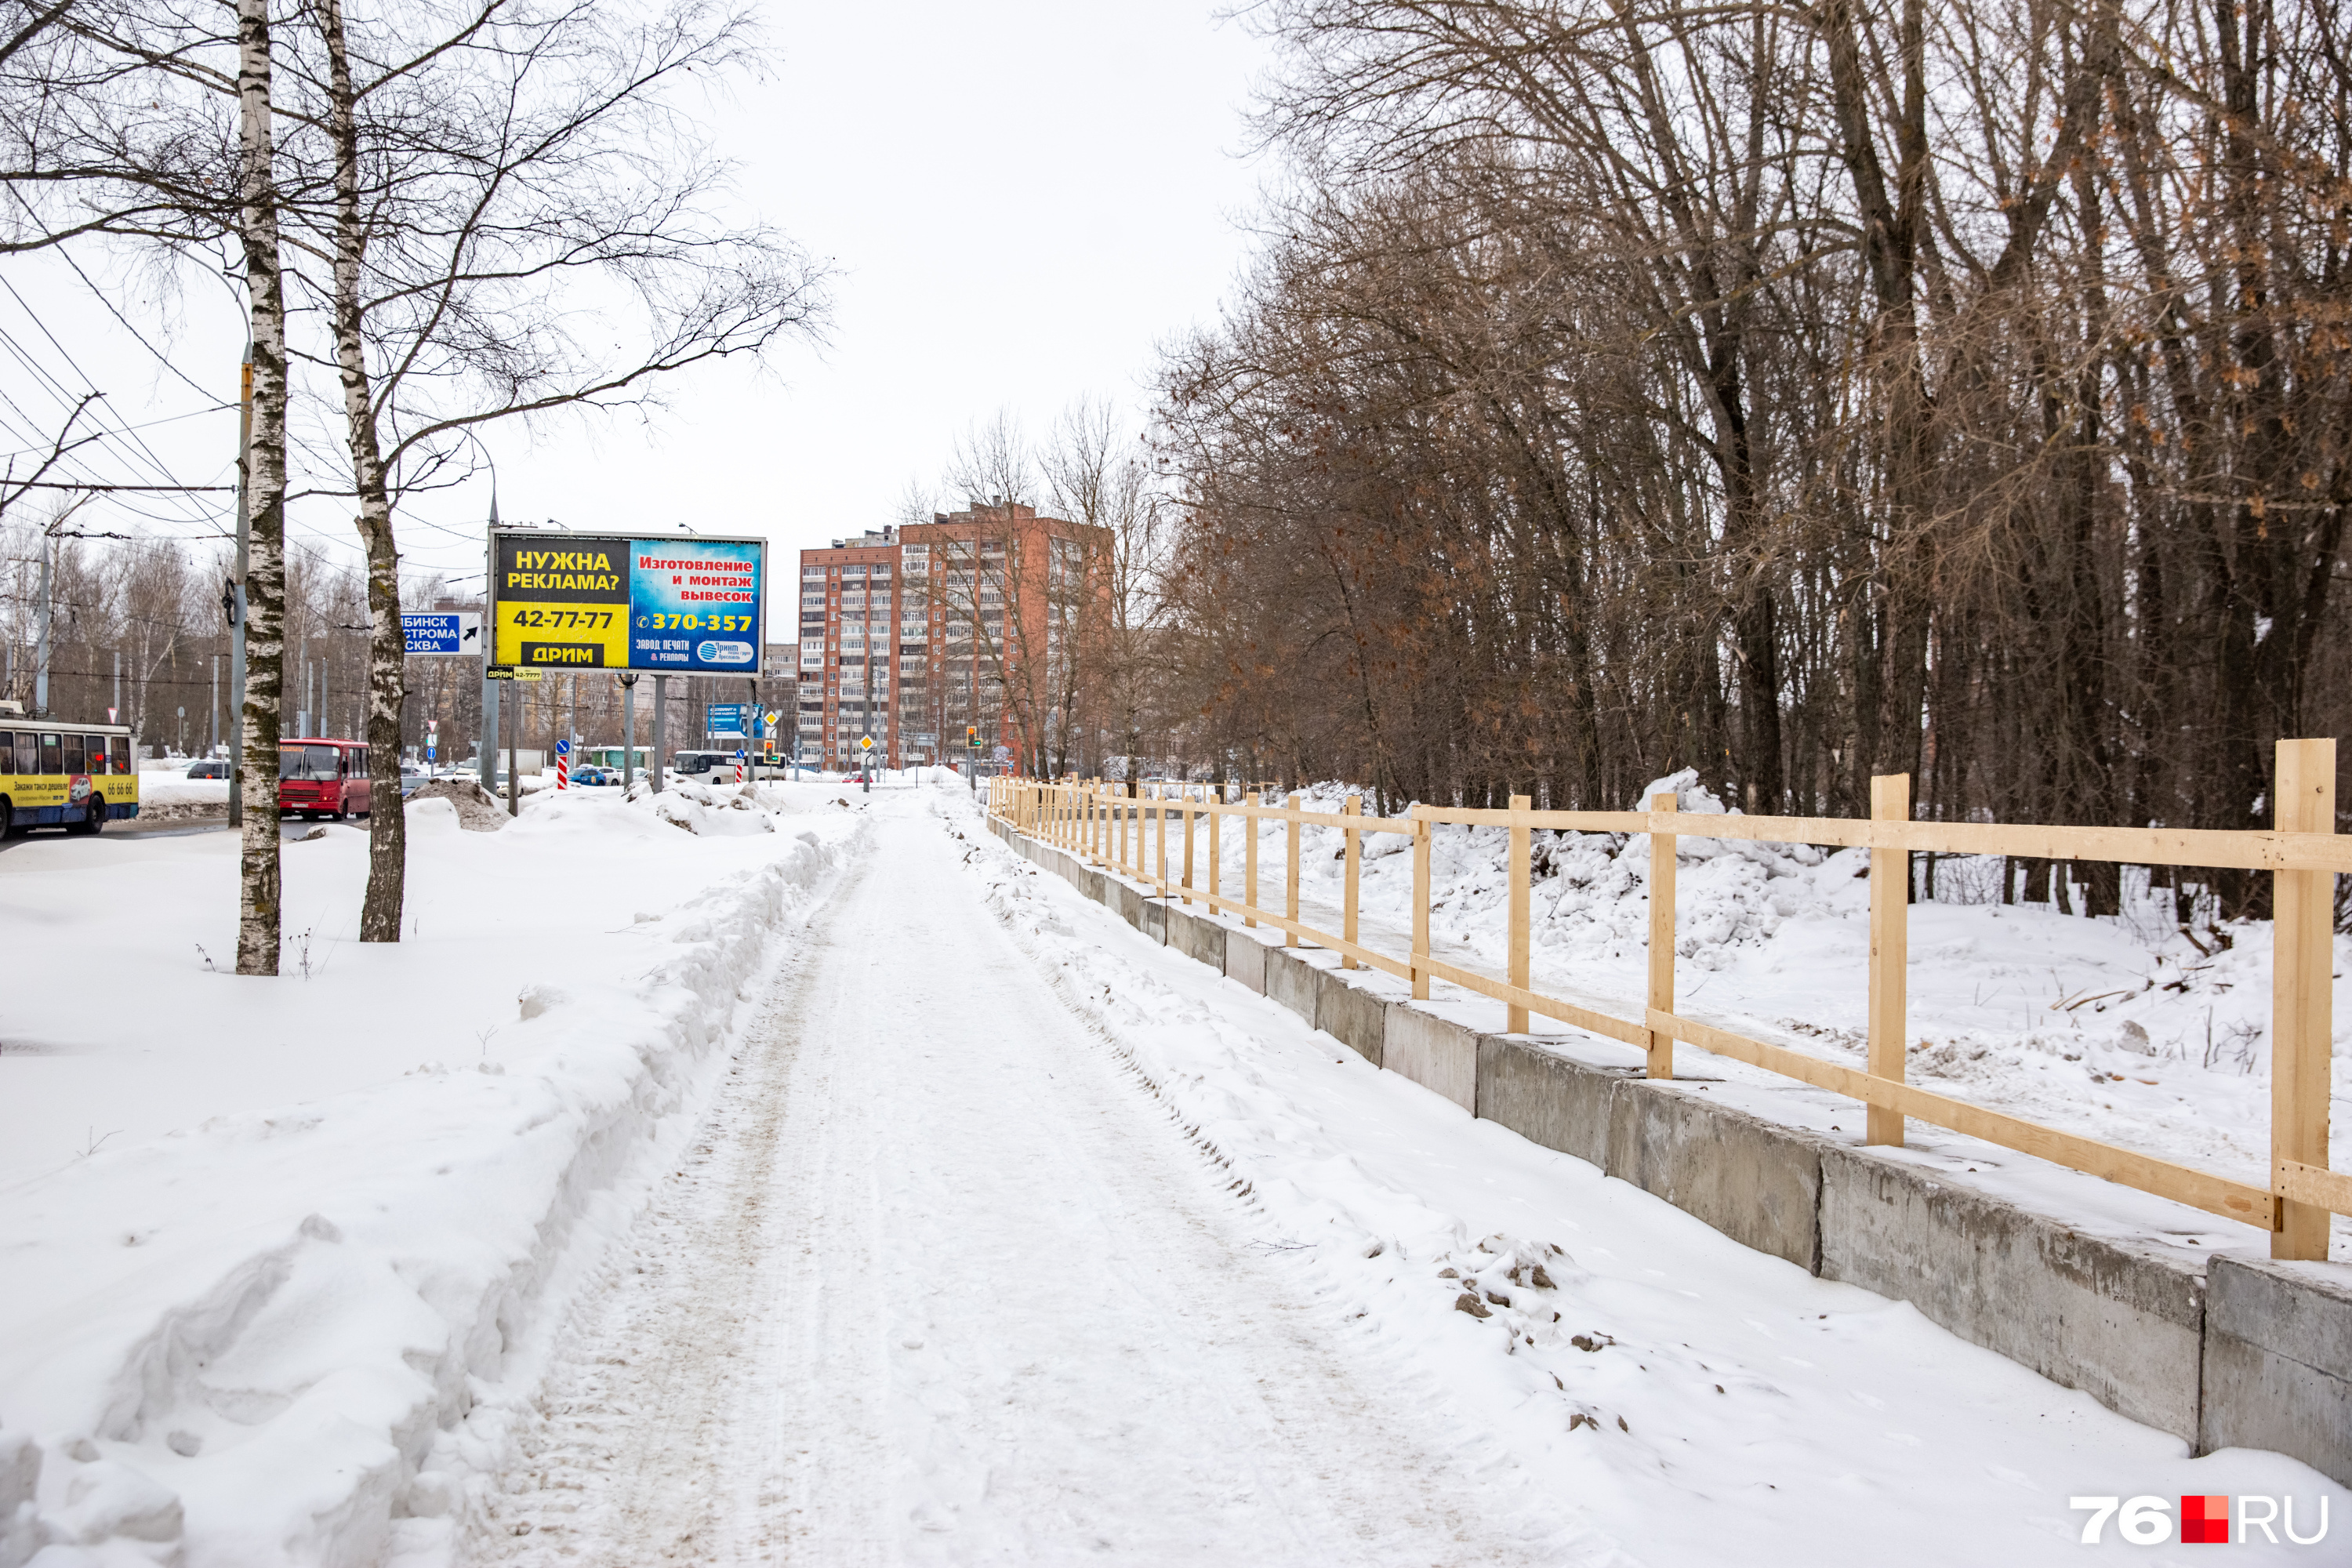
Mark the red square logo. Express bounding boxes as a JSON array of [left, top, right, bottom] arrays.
[[2181, 1495, 2230, 1544]]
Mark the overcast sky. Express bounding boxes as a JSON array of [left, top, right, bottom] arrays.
[[0, 0, 1276, 622]]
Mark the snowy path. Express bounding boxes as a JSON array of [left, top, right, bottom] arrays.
[[473, 808, 1574, 1565]]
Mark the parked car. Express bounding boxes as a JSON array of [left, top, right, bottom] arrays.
[[398, 767, 424, 797], [572, 764, 613, 787], [186, 758, 229, 779]]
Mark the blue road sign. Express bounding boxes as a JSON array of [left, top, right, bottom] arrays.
[[555, 738, 571, 757], [403, 612, 481, 655]]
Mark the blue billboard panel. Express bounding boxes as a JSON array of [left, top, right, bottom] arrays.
[[628, 539, 764, 673]]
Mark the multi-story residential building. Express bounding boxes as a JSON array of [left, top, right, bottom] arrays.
[[902, 502, 1107, 774], [794, 530, 908, 769], [794, 504, 1106, 772]]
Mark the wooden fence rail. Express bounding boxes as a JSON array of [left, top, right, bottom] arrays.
[[991, 739, 2350, 1260]]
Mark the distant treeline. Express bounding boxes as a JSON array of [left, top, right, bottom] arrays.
[[1144, 0, 2352, 914]]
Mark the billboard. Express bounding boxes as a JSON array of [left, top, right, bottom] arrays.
[[488, 531, 766, 673]]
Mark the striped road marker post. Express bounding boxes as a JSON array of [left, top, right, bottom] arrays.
[[555, 736, 570, 790]]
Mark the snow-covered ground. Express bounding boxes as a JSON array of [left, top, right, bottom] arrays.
[[0, 779, 865, 1565], [462, 790, 2341, 1564], [5, 779, 2343, 1566], [1139, 775, 2351, 1259]]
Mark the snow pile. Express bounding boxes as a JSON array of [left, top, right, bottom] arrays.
[[405, 779, 506, 832], [0, 787, 861, 1566], [136, 775, 230, 810]]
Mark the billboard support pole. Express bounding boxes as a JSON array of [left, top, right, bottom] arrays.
[[480, 521, 498, 793], [620, 673, 637, 791], [652, 674, 666, 794], [505, 673, 519, 817]]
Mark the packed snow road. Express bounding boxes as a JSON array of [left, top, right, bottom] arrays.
[[464, 788, 2343, 1566], [471, 805, 1574, 1564]]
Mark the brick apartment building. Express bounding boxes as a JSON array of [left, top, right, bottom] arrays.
[[795, 503, 1108, 771]]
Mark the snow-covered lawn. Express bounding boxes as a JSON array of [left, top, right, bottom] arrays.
[[0, 779, 867, 1565], [1150, 775, 2351, 1258]]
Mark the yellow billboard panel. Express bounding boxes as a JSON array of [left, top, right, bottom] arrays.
[[492, 535, 630, 669]]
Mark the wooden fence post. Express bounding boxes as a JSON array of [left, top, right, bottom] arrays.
[[1341, 794, 1362, 967], [1243, 792, 1259, 928], [1411, 815, 1432, 1001], [1155, 784, 1167, 891], [1181, 790, 1194, 904], [1209, 793, 1221, 907], [1508, 794, 1531, 1033], [1646, 793, 1678, 1077], [1286, 793, 1302, 947], [1867, 773, 1911, 1146], [2273, 737, 2336, 1261]]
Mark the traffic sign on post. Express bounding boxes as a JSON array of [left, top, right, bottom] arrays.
[[402, 612, 481, 655], [554, 736, 571, 790]]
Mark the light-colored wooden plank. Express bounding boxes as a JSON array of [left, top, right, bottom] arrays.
[[1243, 792, 1259, 928], [1414, 804, 1651, 833], [1411, 818, 1432, 1002], [1647, 793, 1677, 1079], [2273, 739, 2335, 1260], [1650, 1009, 2274, 1226], [1414, 953, 1650, 1047], [1508, 794, 1531, 1033], [1868, 774, 1910, 1148], [1286, 792, 1301, 949], [1210, 801, 1416, 834], [1156, 790, 1167, 886], [1341, 794, 1362, 970], [2276, 1159, 2352, 1219]]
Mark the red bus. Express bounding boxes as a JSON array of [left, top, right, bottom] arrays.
[[278, 738, 374, 820]]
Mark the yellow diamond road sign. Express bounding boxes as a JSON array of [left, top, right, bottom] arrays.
[[858, 735, 876, 751]]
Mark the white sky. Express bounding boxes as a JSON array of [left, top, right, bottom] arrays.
[[0, 0, 1275, 631]]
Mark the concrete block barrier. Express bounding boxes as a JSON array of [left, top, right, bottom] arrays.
[[1263, 946, 1319, 1025], [1385, 1006, 1482, 1112], [1224, 935, 1268, 995], [1819, 1149, 2205, 1439], [1314, 967, 1386, 1066], [1472, 1035, 1624, 1160], [1165, 906, 1229, 971], [1608, 1086, 1828, 1272], [2199, 1254, 2352, 1483], [993, 814, 2350, 1477]]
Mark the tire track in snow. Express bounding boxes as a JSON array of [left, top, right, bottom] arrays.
[[473, 804, 1575, 1566]]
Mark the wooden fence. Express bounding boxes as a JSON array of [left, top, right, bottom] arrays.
[[989, 739, 2350, 1262]]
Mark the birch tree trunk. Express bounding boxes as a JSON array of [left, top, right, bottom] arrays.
[[318, 0, 405, 942], [234, 0, 287, 976]]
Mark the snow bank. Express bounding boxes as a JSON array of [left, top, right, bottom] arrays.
[[0, 787, 861, 1566]]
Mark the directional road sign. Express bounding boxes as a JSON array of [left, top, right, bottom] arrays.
[[403, 612, 481, 655]]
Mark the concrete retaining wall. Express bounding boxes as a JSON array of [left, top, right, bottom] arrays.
[[1388, 1007, 1481, 1112], [1819, 1150, 2205, 1437], [2200, 1254, 2352, 1483], [985, 811, 2352, 1480]]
